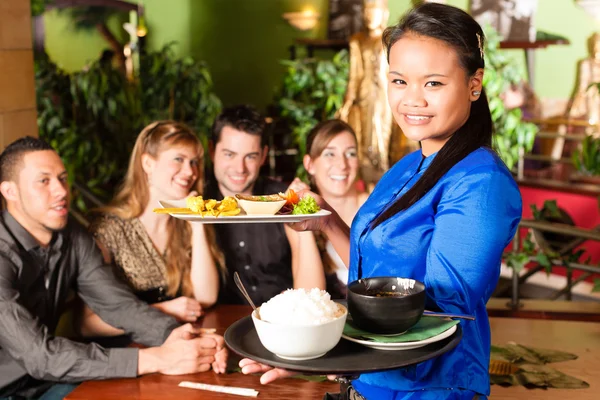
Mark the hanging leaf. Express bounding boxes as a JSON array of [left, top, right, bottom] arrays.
[[536, 253, 552, 274], [593, 279, 600, 293], [542, 200, 560, 218], [505, 253, 529, 273]]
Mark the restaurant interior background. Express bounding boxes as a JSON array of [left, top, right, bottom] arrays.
[[4, 0, 600, 305]]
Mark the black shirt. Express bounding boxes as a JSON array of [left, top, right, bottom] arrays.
[[0, 211, 179, 397], [205, 178, 293, 305]]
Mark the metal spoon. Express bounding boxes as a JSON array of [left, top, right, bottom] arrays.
[[233, 272, 260, 318], [422, 311, 476, 321]]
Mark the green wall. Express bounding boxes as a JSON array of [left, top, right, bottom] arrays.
[[187, 0, 328, 109], [534, 1, 598, 99], [44, 8, 128, 71], [42, 0, 599, 110]]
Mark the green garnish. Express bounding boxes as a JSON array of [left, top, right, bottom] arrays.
[[292, 195, 320, 215]]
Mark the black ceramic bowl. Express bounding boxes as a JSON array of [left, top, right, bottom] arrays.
[[347, 277, 426, 335]]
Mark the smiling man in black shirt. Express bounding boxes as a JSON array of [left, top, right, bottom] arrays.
[[205, 105, 326, 305], [0, 137, 227, 399]]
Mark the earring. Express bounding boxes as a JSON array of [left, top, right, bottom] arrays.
[[473, 90, 481, 96]]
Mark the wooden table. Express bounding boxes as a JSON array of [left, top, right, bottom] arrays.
[[66, 306, 599, 400], [66, 305, 339, 399]]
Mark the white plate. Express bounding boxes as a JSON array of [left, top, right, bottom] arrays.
[[341, 324, 457, 351], [158, 199, 331, 224]]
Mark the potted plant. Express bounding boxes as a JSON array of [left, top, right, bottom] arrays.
[[272, 50, 349, 180], [35, 44, 221, 212], [482, 26, 539, 171], [571, 135, 600, 184]]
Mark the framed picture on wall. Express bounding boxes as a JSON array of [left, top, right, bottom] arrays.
[[470, 0, 538, 42], [328, 0, 364, 40]]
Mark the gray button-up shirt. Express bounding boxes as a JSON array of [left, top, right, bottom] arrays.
[[0, 211, 180, 396]]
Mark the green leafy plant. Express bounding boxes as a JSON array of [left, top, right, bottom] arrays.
[[31, 0, 53, 17], [504, 200, 587, 274], [504, 232, 540, 274], [273, 50, 349, 179], [35, 44, 221, 212], [35, 52, 121, 211], [483, 27, 539, 170], [530, 200, 592, 273], [505, 200, 592, 279], [572, 135, 600, 176], [138, 44, 222, 145]]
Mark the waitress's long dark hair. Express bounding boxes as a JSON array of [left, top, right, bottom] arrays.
[[372, 3, 493, 229]]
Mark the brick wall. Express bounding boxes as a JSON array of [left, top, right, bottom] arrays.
[[0, 0, 37, 150]]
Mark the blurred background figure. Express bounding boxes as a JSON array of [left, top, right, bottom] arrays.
[[502, 80, 541, 119], [327, 0, 364, 40], [471, 0, 537, 41], [338, 0, 418, 190], [567, 32, 600, 125]]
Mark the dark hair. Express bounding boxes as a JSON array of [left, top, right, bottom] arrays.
[[211, 104, 267, 146], [306, 119, 357, 159], [372, 3, 493, 228], [0, 136, 55, 183]]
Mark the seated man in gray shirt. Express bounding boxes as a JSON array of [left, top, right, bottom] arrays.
[[0, 137, 228, 399]]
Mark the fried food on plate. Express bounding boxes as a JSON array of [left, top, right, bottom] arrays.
[[154, 195, 240, 217]]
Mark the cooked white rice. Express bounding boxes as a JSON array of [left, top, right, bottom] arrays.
[[259, 288, 343, 326]]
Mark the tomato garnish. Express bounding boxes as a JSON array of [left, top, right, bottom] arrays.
[[279, 189, 300, 206]]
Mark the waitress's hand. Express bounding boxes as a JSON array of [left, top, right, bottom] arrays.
[[239, 359, 341, 384], [239, 358, 298, 384], [287, 190, 340, 233], [287, 177, 310, 193]]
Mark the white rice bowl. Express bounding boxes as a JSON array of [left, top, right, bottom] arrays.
[[252, 288, 347, 360], [259, 288, 345, 326]]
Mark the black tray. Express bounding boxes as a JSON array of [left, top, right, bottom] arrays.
[[224, 315, 462, 375]]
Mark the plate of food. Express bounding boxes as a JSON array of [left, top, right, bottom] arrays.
[[224, 289, 462, 374], [154, 190, 330, 224]]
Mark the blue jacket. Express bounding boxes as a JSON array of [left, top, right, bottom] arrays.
[[349, 148, 522, 398]]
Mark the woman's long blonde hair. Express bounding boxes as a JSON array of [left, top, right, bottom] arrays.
[[102, 120, 225, 297]]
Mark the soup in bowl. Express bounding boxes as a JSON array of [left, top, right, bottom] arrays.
[[235, 194, 286, 215], [347, 277, 426, 335], [252, 288, 347, 360]]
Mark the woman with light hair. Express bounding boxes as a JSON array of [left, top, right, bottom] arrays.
[[81, 121, 224, 336]]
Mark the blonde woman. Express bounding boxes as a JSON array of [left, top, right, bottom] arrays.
[[81, 121, 224, 336]]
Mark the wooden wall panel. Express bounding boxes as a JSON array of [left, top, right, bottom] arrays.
[[0, 0, 32, 50], [0, 0, 37, 151], [0, 50, 36, 112], [0, 109, 39, 149]]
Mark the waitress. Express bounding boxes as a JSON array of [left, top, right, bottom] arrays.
[[240, 3, 522, 400]]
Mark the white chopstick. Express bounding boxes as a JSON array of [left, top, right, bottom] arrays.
[[179, 381, 259, 397]]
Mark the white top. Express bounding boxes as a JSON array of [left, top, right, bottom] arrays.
[[326, 240, 348, 284]]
